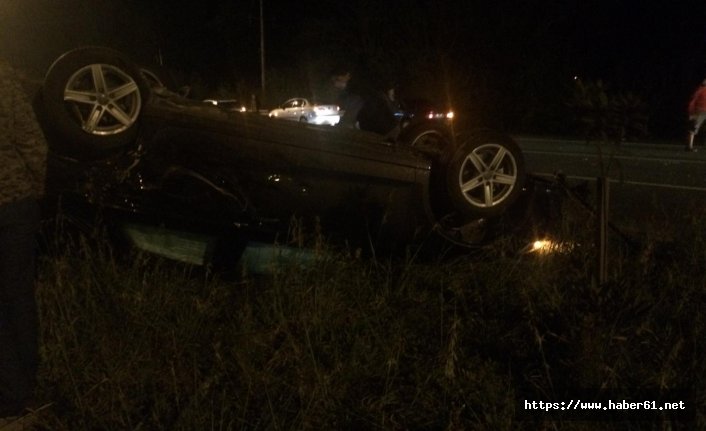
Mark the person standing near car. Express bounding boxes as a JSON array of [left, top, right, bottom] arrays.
[[0, 57, 47, 420], [331, 68, 365, 128], [687, 78, 706, 151], [358, 80, 402, 141], [331, 67, 401, 139]]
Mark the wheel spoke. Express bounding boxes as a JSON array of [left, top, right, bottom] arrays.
[[460, 174, 484, 193], [64, 89, 96, 105], [83, 105, 104, 132], [488, 147, 508, 171], [105, 104, 132, 126], [110, 81, 139, 101], [90, 64, 108, 93], [484, 182, 494, 206], [493, 172, 516, 185], [467, 152, 488, 173]]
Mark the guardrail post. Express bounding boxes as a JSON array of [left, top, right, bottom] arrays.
[[596, 176, 609, 284]]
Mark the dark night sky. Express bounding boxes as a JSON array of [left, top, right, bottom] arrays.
[[2, 0, 706, 138]]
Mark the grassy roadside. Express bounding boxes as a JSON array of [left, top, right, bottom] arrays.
[[28, 212, 706, 430]]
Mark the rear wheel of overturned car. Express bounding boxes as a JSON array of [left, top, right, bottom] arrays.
[[446, 132, 525, 218], [42, 46, 150, 161]]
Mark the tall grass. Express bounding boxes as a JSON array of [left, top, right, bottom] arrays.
[[30, 207, 706, 430]]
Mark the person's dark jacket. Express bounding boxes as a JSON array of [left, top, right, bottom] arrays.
[[336, 89, 364, 128], [358, 92, 399, 136]]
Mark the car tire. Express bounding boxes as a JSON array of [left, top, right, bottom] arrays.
[[299, 116, 308, 123], [42, 46, 150, 161], [139, 64, 180, 91], [140, 67, 167, 90], [401, 123, 453, 159], [445, 132, 525, 218]]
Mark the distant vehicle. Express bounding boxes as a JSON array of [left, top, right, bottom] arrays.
[[397, 98, 454, 124], [204, 99, 247, 112], [268, 98, 340, 125]]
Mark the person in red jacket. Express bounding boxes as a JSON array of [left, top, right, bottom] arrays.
[[687, 79, 706, 151]]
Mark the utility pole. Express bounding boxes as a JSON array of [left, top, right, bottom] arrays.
[[260, 0, 266, 101]]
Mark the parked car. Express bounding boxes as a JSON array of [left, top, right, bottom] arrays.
[[268, 98, 340, 125], [35, 47, 557, 267]]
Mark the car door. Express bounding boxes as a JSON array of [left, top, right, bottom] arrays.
[[282, 98, 305, 120]]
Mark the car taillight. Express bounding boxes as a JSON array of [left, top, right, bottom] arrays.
[[427, 111, 454, 120]]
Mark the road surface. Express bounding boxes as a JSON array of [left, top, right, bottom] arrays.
[[514, 136, 706, 235]]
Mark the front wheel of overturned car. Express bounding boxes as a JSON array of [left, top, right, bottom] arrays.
[[42, 46, 151, 162], [445, 132, 525, 218]]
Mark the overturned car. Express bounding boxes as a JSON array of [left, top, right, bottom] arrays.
[[36, 47, 557, 267]]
